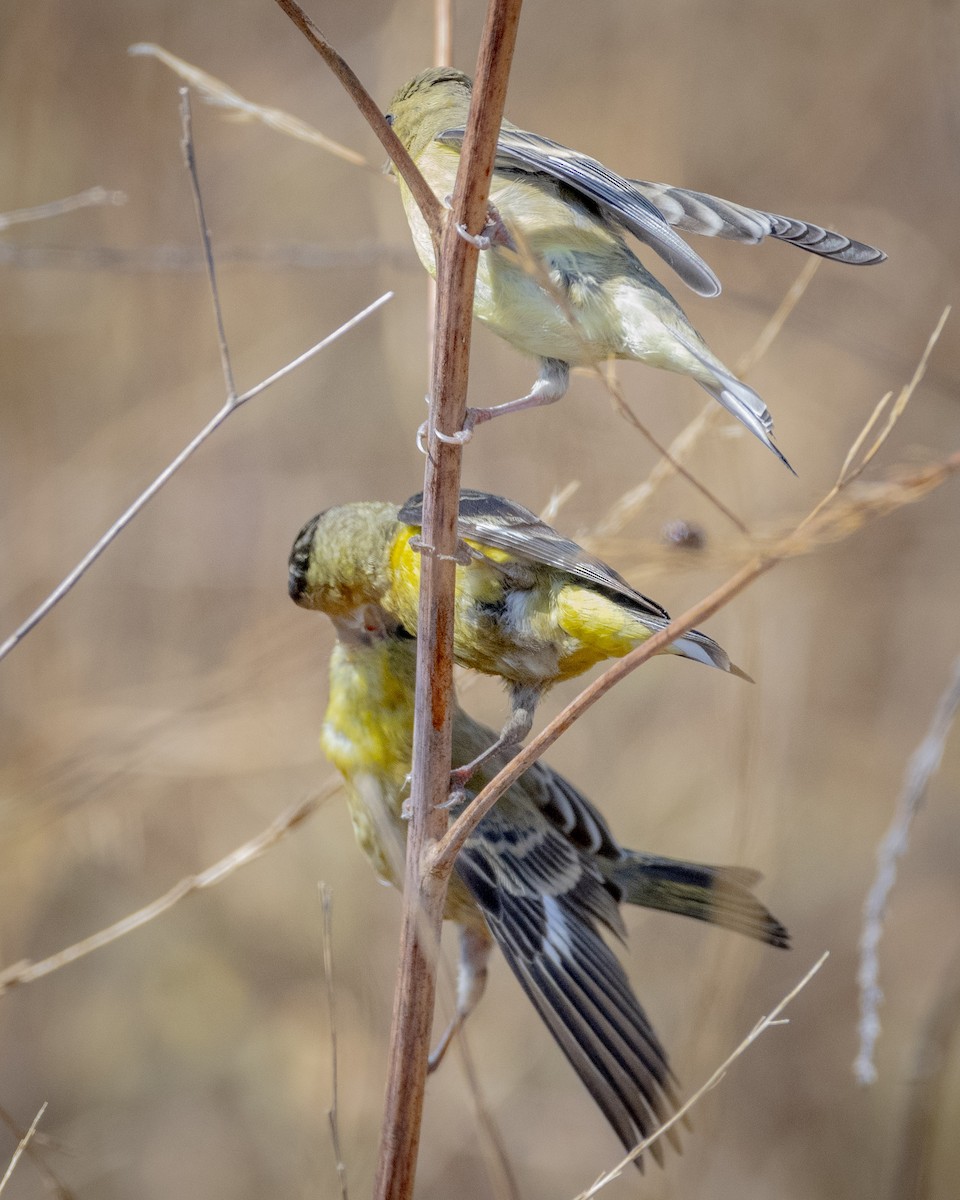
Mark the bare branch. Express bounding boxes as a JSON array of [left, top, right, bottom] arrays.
[[855, 653, 960, 1084], [601, 370, 750, 535], [595, 257, 822, 539], [0, 187, 126, 230], [319, 884, 349, 1200], [573, 954, 830, 1199], [891, 941, 960, 1199], [129, 43, 372, 169], [451, 1030, 522, 1200], [0, 788, 337, 997], [0, 1106, 71, 1200], [0, 1103, 47, 1195], [270, 0, 444, 246], [431, 447, 960, 878], [371, 5, 524, 1198], [0, 291, 391, 664], [179, 89, 237, 400]]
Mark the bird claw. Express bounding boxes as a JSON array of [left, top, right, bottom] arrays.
[[434, 425, 473, 445], [447, 198, 513, 252], [416, 409, 481, 451], [439, 782, 469, 811], [456, 221, 493, 251]]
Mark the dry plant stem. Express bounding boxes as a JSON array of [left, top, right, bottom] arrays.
[[855, 652, 960, 1085], [596, 257, 821, 539], [432, 449, 960, 875], [432, 315, 956, 871], [453, 1032, 522, 1200], [435, 0, 453, 66], [0, 1106, 71, 1200], [0, 186, 126, 230], [271, 0, 443, 246], [319, 885, 349, 1200], [891, 940, 960, 1200], [573, 953, 829, 1199], [0, 1103, 47, 1196], [180, 89, 237, 400], [0, 788, 335, 996], [0, 291, 391, 664], [433, 550, 780, 875], [603, 374, 749, 535], [129, 44, 372, 169], [371, 6, 523, 1199], [0, 89, 392, 665]]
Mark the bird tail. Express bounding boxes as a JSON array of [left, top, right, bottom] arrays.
[[608, 853, 790, 948], [667, 625, 753, 682], [672, 330, 795, 472]]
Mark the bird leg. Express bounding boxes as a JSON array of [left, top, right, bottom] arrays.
[[463, 357, 570, 436], [448, 684, 539, 793], [428, 922, 495, 1073], [447, 196, 517, 252]]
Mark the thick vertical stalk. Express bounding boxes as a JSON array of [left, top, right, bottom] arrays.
[[372, 5, 523, 1198]]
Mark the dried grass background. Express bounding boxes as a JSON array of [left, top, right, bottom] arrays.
[[2, 2, 959, 1197]]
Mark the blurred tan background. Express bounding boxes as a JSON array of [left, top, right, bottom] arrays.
[[2, 1, 959, 1197]]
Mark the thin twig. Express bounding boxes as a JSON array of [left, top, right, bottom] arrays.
[[270, 0, 444, 247], [0, 241, 406, 273], [0, 1106, 71, 1200], [602, 372, 750, 535], [453, 1027, 523, 1200], [501, 218, 752, 534], [0, 187, 126, 230], [735, 256, 820, 377], [435, 0, 453, 65], [797, 307, 950, 542], [319, 884, 349, 1200], [0, 1103, 47, 1195], [0, 291, 391, 664], [0, 788, 336, 996], [179, 89, 237, 401], [431, 447, 960, 878], [572, 953, 829, 1199], [129, 44, 372, 169], [595, 257, 822, 539], [891, 940, 960, 1200], [855, 653, 960, 1084]]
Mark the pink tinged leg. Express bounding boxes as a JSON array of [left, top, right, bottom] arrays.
[[464, 357, 570, 436], [422, 358, 570, 448], [428, 922, 495, 1073], [447, 683, 540, 793]]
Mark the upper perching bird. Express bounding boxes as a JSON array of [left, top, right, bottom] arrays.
[[311, 601, 788, 1163], [385, 67, 886, 470], [288, 489, 748, 783]]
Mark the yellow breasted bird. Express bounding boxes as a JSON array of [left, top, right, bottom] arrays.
[[289, 490, 748, 783], [312, 602, 788, 1163], [386, 68, 885, 470]]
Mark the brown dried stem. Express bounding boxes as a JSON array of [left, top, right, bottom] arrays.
[[270, 0, 443, 247], [0, 789, 336, 996], [431, 446, 960, 879], [361, 4, 523, 1198]]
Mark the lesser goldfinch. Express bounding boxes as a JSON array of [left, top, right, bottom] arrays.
[[314, 602, 788, 1163], [386, 68, 885, 469], [289, 490, 747, 782]]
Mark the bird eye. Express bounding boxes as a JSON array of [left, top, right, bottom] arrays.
[[385, 113, 394, 126]]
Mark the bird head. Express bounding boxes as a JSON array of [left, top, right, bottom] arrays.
[[288, 501, 399, 616]]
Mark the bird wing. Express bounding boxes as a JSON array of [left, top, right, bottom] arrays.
[[398, 490, 671, 623], [620, 180, 886, 265], [521, 757, 624, 859], [455, 798, 680, 1162], [435, 125, 722, 298]]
